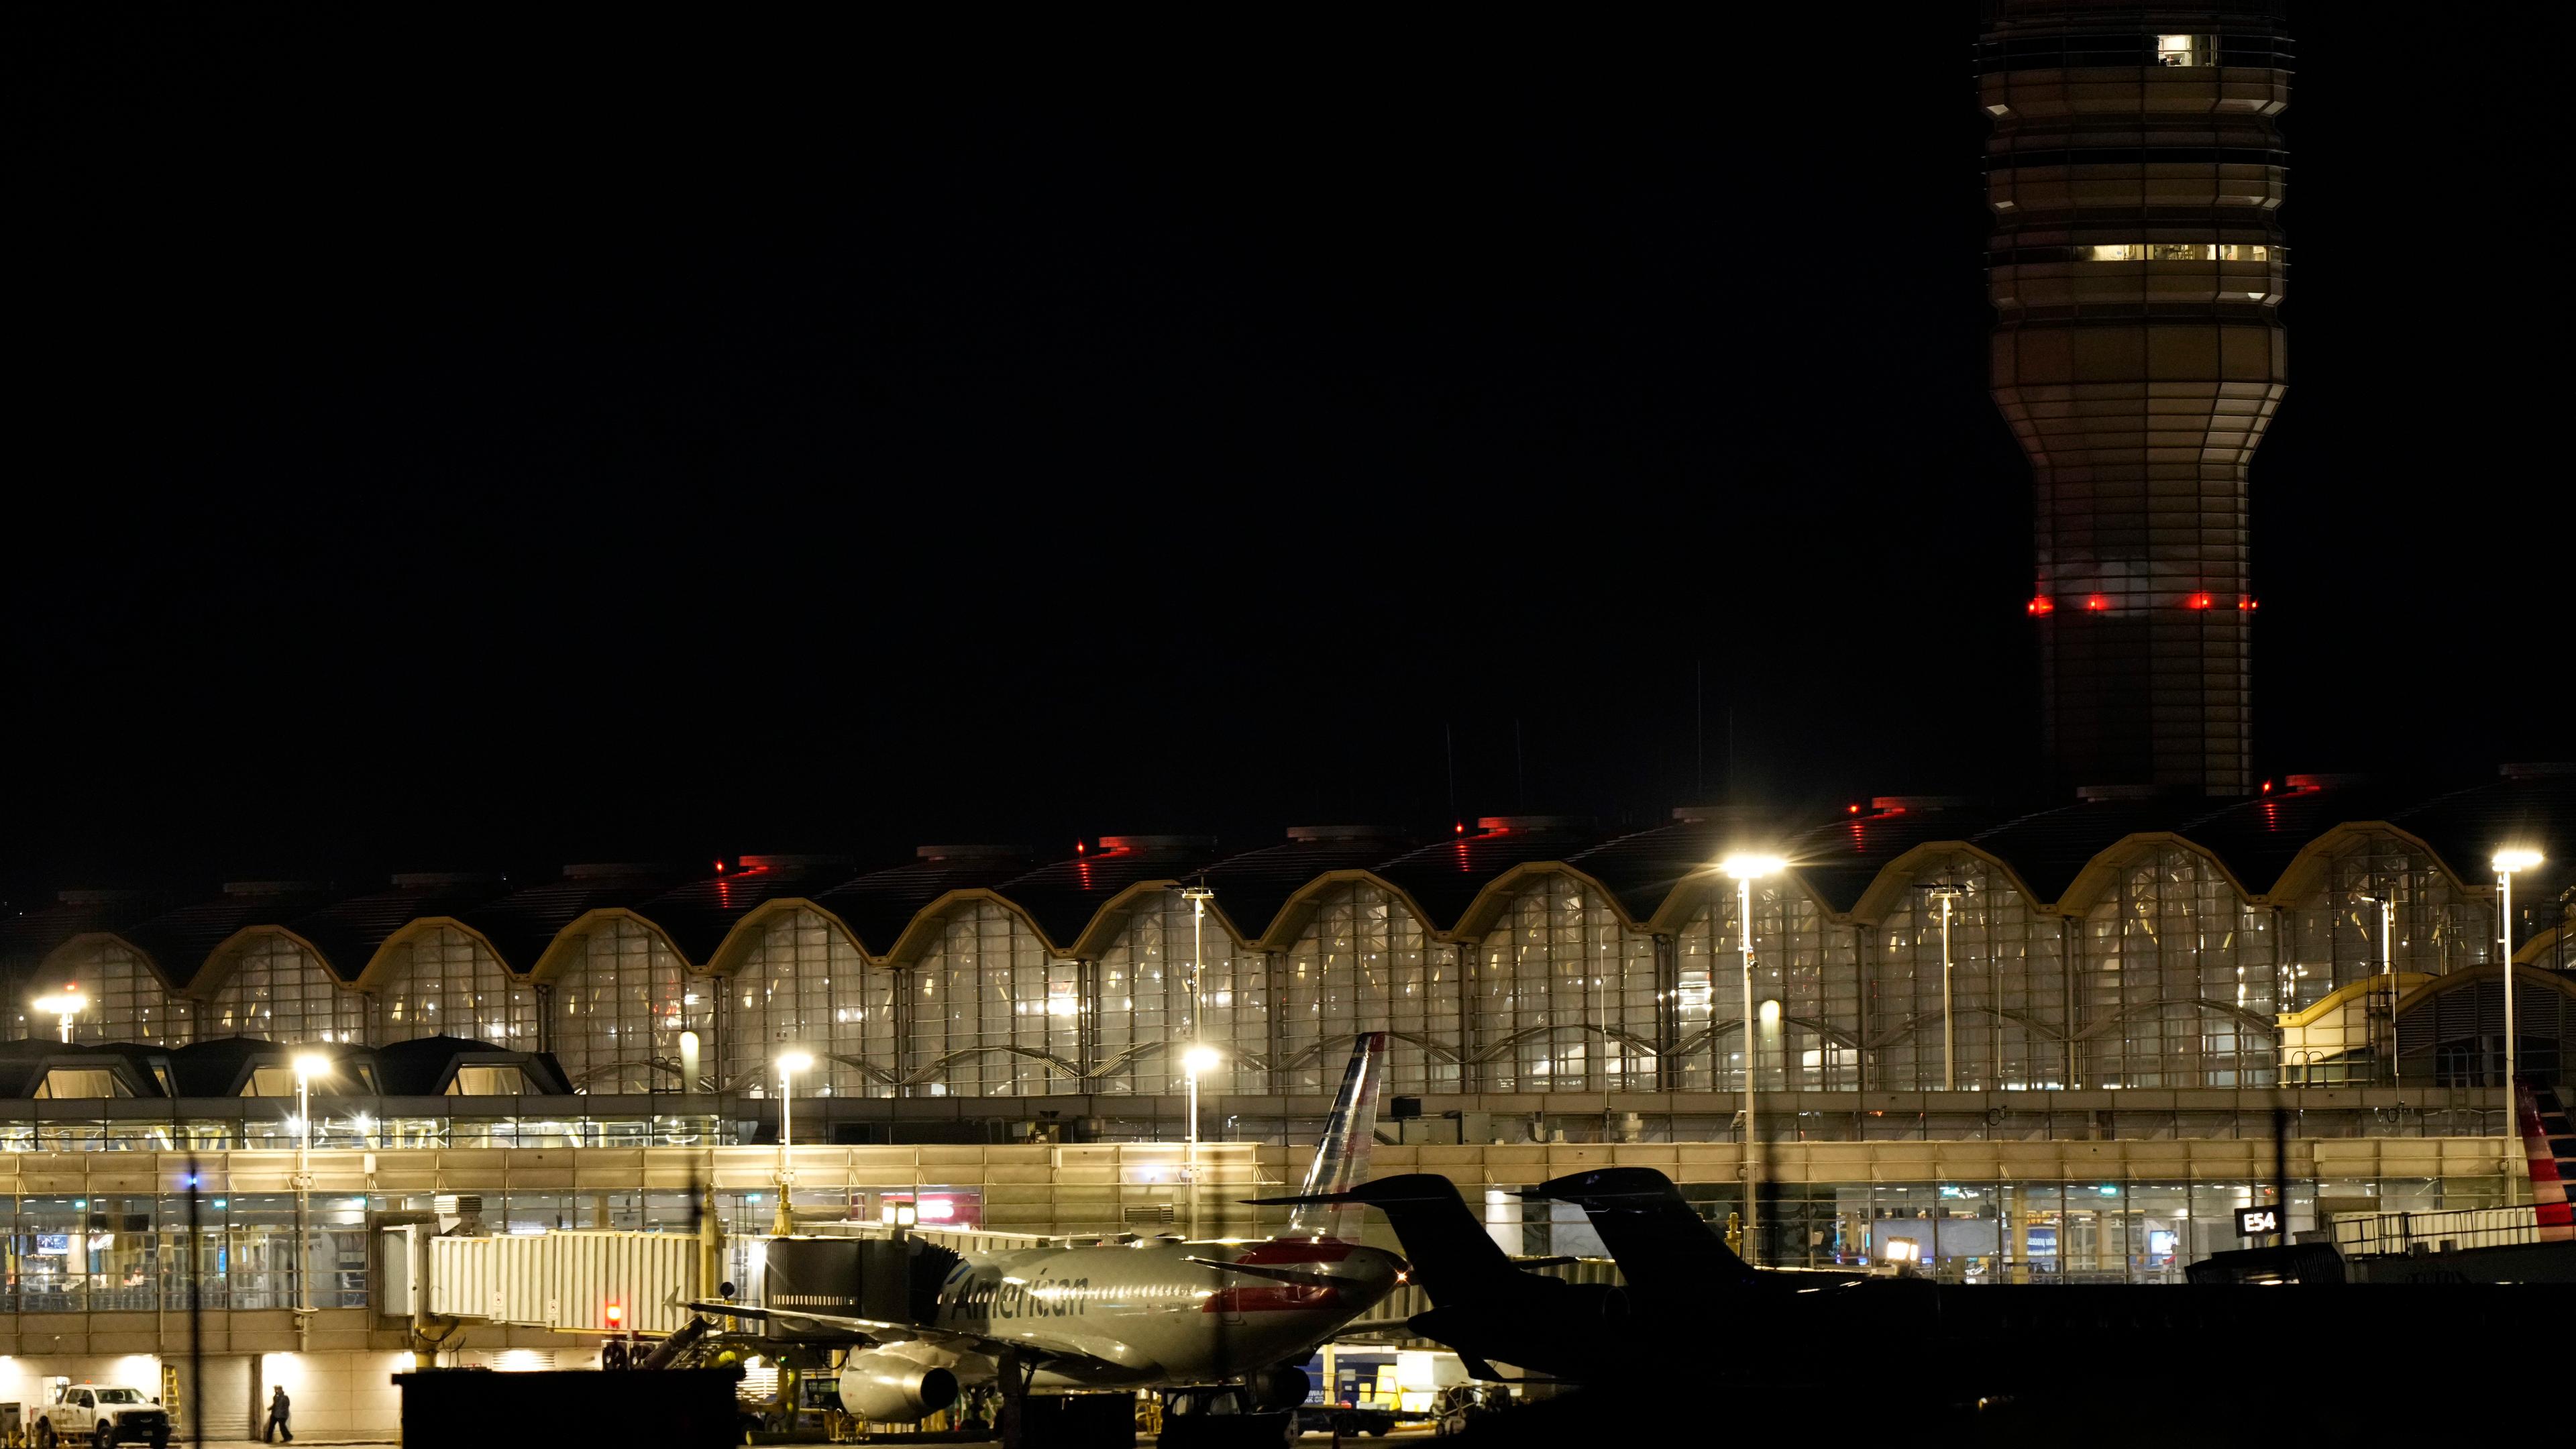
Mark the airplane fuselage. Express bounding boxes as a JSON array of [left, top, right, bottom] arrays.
[[922, 1237, 1402, 1389]]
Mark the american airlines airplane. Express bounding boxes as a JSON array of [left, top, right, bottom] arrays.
[[681, 1033, 1401, 1446]]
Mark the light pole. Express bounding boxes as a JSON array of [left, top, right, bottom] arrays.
[[1183, 1044, 1220, 1236], [1181, 885, 1215, 1049], [774, 1051, 812, 1236], [1926, 885, 1965, 1091], [33, 987, 84, 1044], [292, 1053, 329, 1331], [1721, 855, 1785, 1267], [2357, 892, 2395, 1087], [2493, 849, 2542, 1203]]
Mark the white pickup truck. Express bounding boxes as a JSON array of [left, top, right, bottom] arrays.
[[34, 1385, 171, 1449]]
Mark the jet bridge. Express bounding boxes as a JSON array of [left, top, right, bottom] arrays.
[[400, 1226, 706, 1333]]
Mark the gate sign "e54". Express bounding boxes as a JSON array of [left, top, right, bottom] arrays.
[[2234, 1207, 2282, 1237]]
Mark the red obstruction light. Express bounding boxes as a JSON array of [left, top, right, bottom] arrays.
[[1075, 841, 1086, 854], [2187, 592, 2213, 610], [604, 1301, 625, 1328], [2261, 780, 2273, 794], [1454, 822, 1466, 835], [1847, 804, 1862, 815], [2084, 596, 2108, 611], [2025, 595, 2055, 616], [2239, 596, 2259, 611]]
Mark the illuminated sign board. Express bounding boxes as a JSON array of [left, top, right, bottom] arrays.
[[2235, 1207, 2282, 1237], [34, 1233, 71, 1256]]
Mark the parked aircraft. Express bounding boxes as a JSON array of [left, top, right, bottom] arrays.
[[680, 1033, 1401, 1447]]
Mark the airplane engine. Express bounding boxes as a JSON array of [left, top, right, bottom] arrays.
[[840, 1350, 961, 1422], [1249, 1364, 1310, 1409]]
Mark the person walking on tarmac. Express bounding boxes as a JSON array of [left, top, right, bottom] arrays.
[[263, 1384, 294, 1442]]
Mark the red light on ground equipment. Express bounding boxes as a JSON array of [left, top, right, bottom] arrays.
[[2261, 780, 2273, 794], [2026, 595, 2054, 616], [604, 1301, 624, 1328], [2188, 592, 2213, 609], [2239, 596, 2259, 611], [2084, 596, 2108, 611], [1454, 822, 1466, 835], [1848, 804, 1862, 815]]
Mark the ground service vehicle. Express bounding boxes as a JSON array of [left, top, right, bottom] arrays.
[[35, 1386, 170, 1449]]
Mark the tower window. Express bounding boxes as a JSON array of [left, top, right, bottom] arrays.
[[2156, 34, 2213, 67], [2077, 243, 2269, 262]]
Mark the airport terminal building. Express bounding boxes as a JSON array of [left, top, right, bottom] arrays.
[[0, 769, 2567, 1430]]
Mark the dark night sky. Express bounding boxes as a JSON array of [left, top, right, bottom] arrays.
[[6, 8, 2566, 900]]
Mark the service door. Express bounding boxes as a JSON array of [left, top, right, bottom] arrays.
[[174, 1356, 254, 1440]]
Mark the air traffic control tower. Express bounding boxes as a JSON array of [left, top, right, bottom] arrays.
[[1980, 2, 2290, 796]]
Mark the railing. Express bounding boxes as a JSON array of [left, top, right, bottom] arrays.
[[2330, 1205, 2539, 1257]]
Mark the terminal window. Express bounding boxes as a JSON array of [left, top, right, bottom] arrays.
[[2155, 34, 2213, 67]]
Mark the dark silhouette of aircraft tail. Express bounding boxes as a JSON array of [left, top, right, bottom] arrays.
[[1250, 1173, 1515, 1305], [1530, 1167, 1764, 1295]]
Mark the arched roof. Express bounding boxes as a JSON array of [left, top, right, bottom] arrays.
[[191, 924, 352, 997], [9, 768, 2564, 998], [702, 896, 873, 977], [1371, 820, 1615, 932], [525, 906, 703, 983], [348, 916, 520, 991], [1251, 869, 1440, 952], [813, 850, 1038, 954], [35, 930, 197, 996]]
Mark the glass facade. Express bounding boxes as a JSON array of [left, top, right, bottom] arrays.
[[720, 908, 891, 1097], [2078, 847, 2279, 1087], [0, 1191, 367, 1311], [1868, 857, 2068, 1091], [549, 917, 706, 1093], [1093, 892, 1263, 1096], [0, 854, 2552, 1099], [1281, 881, 1455, 1096], [1675, 885, 1862, 1093], [374, 926, 535, 1046], [1474, 875, 1656, 1094], [2282, 836, 2490, 1008], [906, 903, 1081, 1097], [204, 936, 366, 1045], [8, 940, 191, 1046]]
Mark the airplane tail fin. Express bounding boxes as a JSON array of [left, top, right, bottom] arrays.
[[1533, 1167, 1762, 1293], [1284, 1032, 1387, 1240], [2516, 1080, 2573, 1242], [1253, 1174, 1514, 1305]]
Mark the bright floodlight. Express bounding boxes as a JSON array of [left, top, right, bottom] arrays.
[[777, 1051, 815, 1075], [34, 989, 83, 1017], [1720, 855, 1786, 880], [1182, 1044, 1222, 1075], [2492, 849, 2543, 873], [292, 1053, 331, 1080]]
